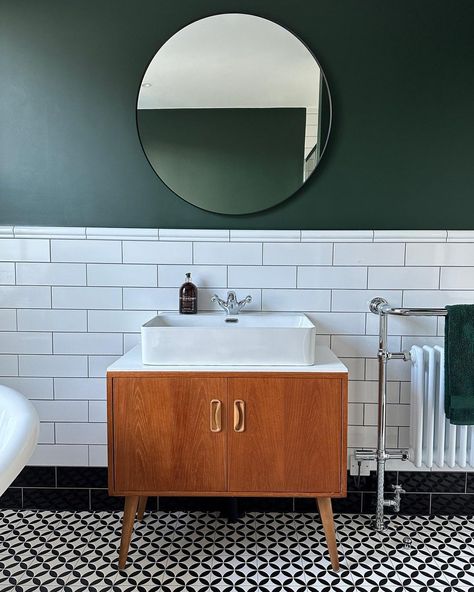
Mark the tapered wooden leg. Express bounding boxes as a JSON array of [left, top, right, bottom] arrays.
[[317, 497, 340, 571], [118, 495, 139, 570], [137, 496, 148, 521]]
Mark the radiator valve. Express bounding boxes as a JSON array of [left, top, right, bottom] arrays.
[[384, 484, 405, 512], [391, 484, 405, 512]]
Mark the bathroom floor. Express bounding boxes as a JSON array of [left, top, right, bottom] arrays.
[[0, 509, 473, 592]]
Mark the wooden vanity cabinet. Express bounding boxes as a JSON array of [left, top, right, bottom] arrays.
[[108, 370, 347, 571]]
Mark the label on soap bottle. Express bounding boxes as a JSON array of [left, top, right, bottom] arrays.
[[179, 273, 198, 314]]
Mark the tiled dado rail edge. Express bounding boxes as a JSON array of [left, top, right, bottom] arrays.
[[1, 467, 474, 516]]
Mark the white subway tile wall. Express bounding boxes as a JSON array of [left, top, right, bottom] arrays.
[[16, 263, 86, 286], [0, 227, 470, 467], [0, 310, 17, 331], [87, 264, 157, 287], [0, 264, 15, 285]]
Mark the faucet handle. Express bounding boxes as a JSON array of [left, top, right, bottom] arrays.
[[237, 294, 252, 312], [238, 295, 252, 305], [211, 294, 227, 308]]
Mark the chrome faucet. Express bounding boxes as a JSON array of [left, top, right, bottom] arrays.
[[211, 290, 252, 315]]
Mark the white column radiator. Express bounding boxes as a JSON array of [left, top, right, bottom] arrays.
[[409, 345, 474, 468]]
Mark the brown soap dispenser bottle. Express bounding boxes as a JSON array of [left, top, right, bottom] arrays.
[[179, 272, 198, 314]]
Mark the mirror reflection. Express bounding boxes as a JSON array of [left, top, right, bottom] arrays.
[[137, 13, 331, 214]]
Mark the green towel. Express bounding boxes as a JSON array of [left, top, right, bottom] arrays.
[[445, 304, 474, 425]]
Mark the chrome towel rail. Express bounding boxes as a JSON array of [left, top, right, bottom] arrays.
[[355, 297, 447, 532], [369, 297, 448, 317]]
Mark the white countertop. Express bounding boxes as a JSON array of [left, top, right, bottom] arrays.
[[107, 345, 348, 374]]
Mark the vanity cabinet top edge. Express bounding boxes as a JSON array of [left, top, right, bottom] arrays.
[[107, 345, 348, 375]]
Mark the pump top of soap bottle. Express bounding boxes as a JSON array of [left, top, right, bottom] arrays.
[[179, 273, 198, 314]]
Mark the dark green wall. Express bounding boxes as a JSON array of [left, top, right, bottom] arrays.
[[1, 0, 473, 229], [138, 108, 306, 214]]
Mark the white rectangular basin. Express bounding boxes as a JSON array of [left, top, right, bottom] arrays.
[[141, 312, 316, 366]]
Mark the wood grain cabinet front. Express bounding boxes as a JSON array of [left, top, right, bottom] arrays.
[[107, 371, 347, 571], [228, 377, 343, 494], [112, 377, 227, 494]]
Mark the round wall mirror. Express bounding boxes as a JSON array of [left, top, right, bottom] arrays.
[[137, 13, 332, 215]]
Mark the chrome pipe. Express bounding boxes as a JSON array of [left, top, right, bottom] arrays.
[[386, 450, 409, 460], [354, 449, 408, 462], [383, 307, 447, 317], [389, 351, 411, 361], [369, 298, 447, 317], [374, 310, 389, 531]]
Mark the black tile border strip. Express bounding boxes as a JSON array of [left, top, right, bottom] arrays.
[[1, 467, 473, 514]]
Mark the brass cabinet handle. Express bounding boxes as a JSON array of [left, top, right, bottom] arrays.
[[210, 399, 222, 432], [233, 399, 245, 432]]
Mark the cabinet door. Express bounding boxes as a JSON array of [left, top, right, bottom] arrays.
[[112, 377, 227, 493], [228, 377, 344, 494]]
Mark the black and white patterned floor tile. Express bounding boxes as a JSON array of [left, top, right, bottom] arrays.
[[0, 509, 474, 591]]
